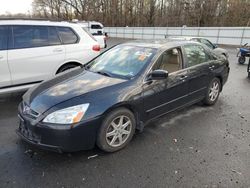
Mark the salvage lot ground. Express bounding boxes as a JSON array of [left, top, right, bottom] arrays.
[[0, 38, 250, 188]]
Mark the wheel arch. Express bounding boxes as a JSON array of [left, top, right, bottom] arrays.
[[55, 61, 83, 74], [102, 102, 141, 130], [215, 75, 223, 92]]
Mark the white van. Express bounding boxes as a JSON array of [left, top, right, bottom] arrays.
[[0, 20, 100, 94]]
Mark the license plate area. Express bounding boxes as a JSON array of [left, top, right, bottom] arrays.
[[18, 115, 40, 142]]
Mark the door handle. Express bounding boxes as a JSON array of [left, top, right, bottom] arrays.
[[180, 75, 188, 79], [53, 48, 63, 52], [209, 65, 215, 69], [179, 75, 188, 81]]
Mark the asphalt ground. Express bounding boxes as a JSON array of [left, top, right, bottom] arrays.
[[0, 38, 250, 188]]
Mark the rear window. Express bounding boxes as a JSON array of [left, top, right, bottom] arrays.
[[57, 27, 78, 44], [0, 26, 8, 50], [91, 24, 102, 29], [184, 45, 211, 67]]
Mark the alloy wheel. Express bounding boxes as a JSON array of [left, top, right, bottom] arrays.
[[209, 81, 219, 102], [106, 115, 132, 147]]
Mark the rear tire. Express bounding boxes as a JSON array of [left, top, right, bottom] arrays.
[[238, 56, 246, 64], [203, 78, 221, 106], [97, 108, 136, 152]]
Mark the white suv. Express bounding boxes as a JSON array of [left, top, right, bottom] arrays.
[[0, 20, 100, 94]]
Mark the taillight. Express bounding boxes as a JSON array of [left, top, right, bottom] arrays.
[[92, 45, 100, 52]]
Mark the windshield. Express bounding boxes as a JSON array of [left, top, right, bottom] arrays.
[[87, 45, 157, 79]]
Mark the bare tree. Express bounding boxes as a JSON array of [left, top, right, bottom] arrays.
[[30, 0, 250, 27]]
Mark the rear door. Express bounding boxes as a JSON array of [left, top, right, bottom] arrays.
[[143, 48, 189, 120], [0, 26, 11, 88], [182, 44, 214, 100], [8, 25, 65, 85]]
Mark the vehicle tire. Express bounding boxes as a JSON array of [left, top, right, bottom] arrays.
[[238, 56, 246, 64], [97, 108, 136, 152], [203, 77, 221, 106], [57, 64, 80, 74]]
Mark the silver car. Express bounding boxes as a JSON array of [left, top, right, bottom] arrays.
[[168, 36, 229, 59]]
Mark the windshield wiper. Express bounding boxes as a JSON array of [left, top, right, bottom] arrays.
[[96, 71, 112, 77]]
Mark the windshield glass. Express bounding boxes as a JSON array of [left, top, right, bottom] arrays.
[[87, 45, 157, 79]]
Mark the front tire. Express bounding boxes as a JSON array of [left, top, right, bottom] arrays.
[[203, 78, 221, 106], [238, 56, 246, 64], [97, 108, 136, 152]]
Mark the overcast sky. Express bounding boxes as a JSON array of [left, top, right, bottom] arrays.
[[0, 0, 33, 14]]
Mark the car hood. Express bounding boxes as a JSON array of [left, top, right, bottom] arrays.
[[23, 69, 126, 114]]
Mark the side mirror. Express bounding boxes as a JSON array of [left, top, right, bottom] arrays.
[[213, 44, 218, 49], [148, 70, 168, 80]]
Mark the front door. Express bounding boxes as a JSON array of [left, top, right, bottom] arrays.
[[0, 26, 11, 88], [143, 48, 189, 120]]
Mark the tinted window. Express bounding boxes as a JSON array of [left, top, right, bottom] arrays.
[[48, 27, 61, 45], [12, 26, 51, 49], [32, 26, 49, 47], [153, 48, 182, 73], [184, 45, 211, 67], [57, 27, 78, 44], [91, 24, 102, 29], [0, 26, 8, 50], [13, 26, 34, 48]]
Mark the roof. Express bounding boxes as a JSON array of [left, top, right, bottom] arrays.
[[0, 20, 77, 27], [168, 36, 206, 40], [122, 39, 199, 49]]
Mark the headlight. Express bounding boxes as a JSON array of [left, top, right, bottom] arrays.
[[43, 104, 89, 124]]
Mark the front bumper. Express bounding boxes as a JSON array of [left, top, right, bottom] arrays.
[[16, 113, 102, 152]]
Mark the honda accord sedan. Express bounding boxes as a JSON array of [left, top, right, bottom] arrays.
[[17, 40, 230, 152]]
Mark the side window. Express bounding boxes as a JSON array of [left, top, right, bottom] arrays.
[[0, 26, 8, 50], [57, 27, 78, 44], [48, 27, 61, 45], [153, 48, 182, 73], [12, 26, 50, 49], [184, 45, 211, 67], [13, 26, 33, 49], [32, 26, 49, 47], [200, 39, 215, 49]]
